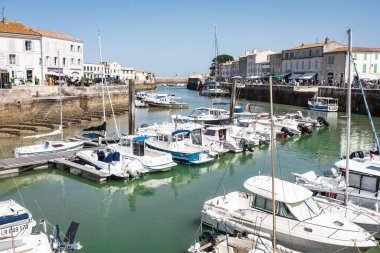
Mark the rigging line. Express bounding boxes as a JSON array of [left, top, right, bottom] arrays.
[[11, 174, 26, 208]]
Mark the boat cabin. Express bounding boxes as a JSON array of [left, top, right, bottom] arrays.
[[190, 108, 228, 118], [204, 127, 228, 141], [308, 96, 338, 112], [244, 176, 322, 222], [119, 136, 150, 157]]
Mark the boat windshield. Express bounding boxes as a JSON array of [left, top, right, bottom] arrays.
[[286, 197, 322, 221], [190, 109, 209, 117]]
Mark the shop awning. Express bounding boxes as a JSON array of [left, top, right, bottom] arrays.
[[358, 74, 379, 80], [289, 73, 303, 79], [247, 75, 261, 79], [299, 72, 317, 80]]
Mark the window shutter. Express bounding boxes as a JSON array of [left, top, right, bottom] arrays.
[[16, 55, 19, 65]]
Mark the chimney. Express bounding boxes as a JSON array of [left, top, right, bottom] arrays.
[[301, 43, 304, 47], [325, 37, 330, 44]]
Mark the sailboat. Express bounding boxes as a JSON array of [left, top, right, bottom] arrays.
[[201, 25, 229, 97], [14, 51, 84, 158]]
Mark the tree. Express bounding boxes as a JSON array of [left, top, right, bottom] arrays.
[[209, 54, 234, 76]]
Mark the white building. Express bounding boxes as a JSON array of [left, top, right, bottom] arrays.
[[220, 61, 232, 81], [231, 60, 239, 77], [135, 70, 154, 83], [323, 47, 380, 85], [120, 67, 136, 82], [103, 61, 121, 80], [83, 63, 104, 80], [0, 18, 83, 86], [246, 50, 275, 77]]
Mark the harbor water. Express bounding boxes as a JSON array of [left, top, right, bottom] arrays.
[[0, 86, 379, 252]]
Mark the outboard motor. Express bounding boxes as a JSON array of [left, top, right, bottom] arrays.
[[280, 127, 294, 137], [297, 123, 313, 134], [349, 150, 365, 159], [317, 116, 329, 127], [199, 230, 217, 245], [140, 123, 149, 128], [240, 138, 253, 152]]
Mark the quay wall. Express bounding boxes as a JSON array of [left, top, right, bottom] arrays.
[[237, 85, 315, 108], [156, 77, 188, 84], [0, 84, 155, 125], [234, 85, 380, 116]]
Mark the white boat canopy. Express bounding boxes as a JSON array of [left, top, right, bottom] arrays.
[[335, 159, 380, 177], [299, 72, 317, 80], [243, 176, 312, 204], [288, 73, 303, 79]]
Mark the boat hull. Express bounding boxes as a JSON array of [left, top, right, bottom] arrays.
[[146, 101, 189, 109], [14, 141, 84, 158], [308, 102, 338, 112], [146, 143, 213, 165]]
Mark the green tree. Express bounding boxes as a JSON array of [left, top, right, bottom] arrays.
[[215, 54, 234, 64]]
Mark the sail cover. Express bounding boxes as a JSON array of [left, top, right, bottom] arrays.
[[23, 126, 62, 139], [83, 122, 107, 132]]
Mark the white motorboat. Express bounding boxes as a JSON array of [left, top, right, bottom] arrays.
[[229, 124, 268, 146], [0, 233, 52, 253], [14, 140, 84, 158], [308, 96, 339, 112], [294, 159, 380, 211], [281, 111, 330, 128], [201, 82, 229, 97], [202, 175, 377, 253], [76, 147, 146, 178], [256, 117, 310, 135], [110, 135, 177, 172], [203, 126, 253, 153], [185, 107, 230, 125], [145, 129, 214, 165], [146, 97, 189, 109]]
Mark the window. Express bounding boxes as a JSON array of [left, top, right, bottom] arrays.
[[361, 176, 377, 192], [78, 46, 81, 52], [45, 56, 49, 65], [315, 60, 319, 69], [83, 66, 86, 71], [251, 195, 279, 214], [353, 53, 357, 60], [308, 60, 311, 69], [296, 62, 299, 70], [376, 53, 378, 60], [9, 54, 16, 64], [90, 66, 93, 71], [25, 40, 32, 51], [54, 57, 58, 66], [328, 56, 334, 64], [374, 64, 378, 73], [70, 45, 74, 52], [363, 64, 367, 73], [63, 58, 66, 66], [301, 61, 304, 70], [364, 53, 367, 60], [290, 62, 293, 70], [71, 58, 74, 65], [77, 59, 81, 65]]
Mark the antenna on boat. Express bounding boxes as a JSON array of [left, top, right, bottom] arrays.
[[98, 32, 107, 137], [269, 75, 276, 251], [344, 28, 352, 207], [58, 50, 63, 140]]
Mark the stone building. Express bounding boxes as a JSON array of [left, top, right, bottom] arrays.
[[246, 50, 275, 77], [281, 38, 341, 83], [220, 61, 232, 81], [323, 47, 380, 85], [269, 53, 282, 75], [120, 67, 136, 82]]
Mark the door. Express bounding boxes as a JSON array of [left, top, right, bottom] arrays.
[[327, 72, 333, 85], [133, 140, 145, 156], [26, 70, 33, 82]]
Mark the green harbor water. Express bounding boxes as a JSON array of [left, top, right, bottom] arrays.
[[0, 86, 379, 252]]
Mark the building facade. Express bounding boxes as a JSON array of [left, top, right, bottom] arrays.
[[120, 67, 136, 82], [323, 47, 380, 85], [103, 61, 121, 80], [0, 18, 83, 86], [246, 50, 275, 77], [83, 63, 104, 80], [281, 38, 341, 83], [135, 70, 154, 83], [220, 61, 232, 81], [269, 53, 282, 75], [231, 60, 239, 77]]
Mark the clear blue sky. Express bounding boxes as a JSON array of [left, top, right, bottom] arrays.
[[3, 0, 380, 76]]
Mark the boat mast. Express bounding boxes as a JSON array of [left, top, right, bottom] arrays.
[[98, 33, 107, 136], [214, 24, 218, 82], [269, 75, 276, 251], [58, 50, 63, 140], [345, 28, 352, 206]]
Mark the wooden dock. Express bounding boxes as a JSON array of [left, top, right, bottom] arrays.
[[49, 158, 110, 183], [0, 148, 110, 184]]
